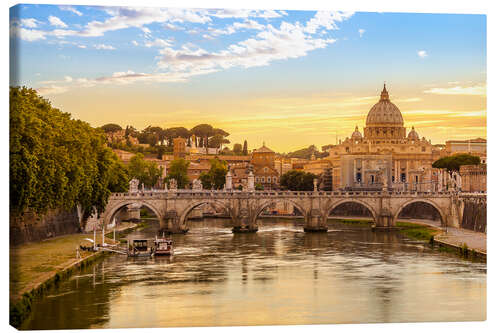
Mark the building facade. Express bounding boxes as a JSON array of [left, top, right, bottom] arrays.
[[326, 84, 442, 191]]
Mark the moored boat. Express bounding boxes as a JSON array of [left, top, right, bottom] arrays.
[[154, 236, 174, 256], [127, 239, 155, 258]]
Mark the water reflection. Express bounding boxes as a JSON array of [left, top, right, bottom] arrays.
[[22, 218, 486, 329]]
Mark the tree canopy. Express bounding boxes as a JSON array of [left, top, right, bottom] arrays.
[[10, 86, 128, 218], [127, 153, 163, 188], [285, 145, 328, 159], [280, 170, 317, 191], [166, 158, 190, 189], [432, 154, 481, 173], [199, 159, 228, 190], [100, 123, 123, 133]]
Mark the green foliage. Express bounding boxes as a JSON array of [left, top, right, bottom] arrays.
[[208, 133, 230, 148], [280, 170, 317, 191], [243, 140, 248, 155], [100, 123, 122, 133], [255, 183, 264, 191], [191, 124, 214, 149], [199, 159, 228, 189], [166, 158, 190, 189], [395, 222, 439, 242], [432, 154, 480, 173], [10, 86, 128, 218], [285, 145, 328, 159], [233, 143, 243, 154], [127, 153, 163, 188]]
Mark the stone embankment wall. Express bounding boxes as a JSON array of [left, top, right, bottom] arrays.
[[10, 208, 81, 246], [461, 200, 487, 233]]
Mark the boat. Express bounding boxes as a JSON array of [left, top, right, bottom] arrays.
[[127, 239, 155, 258], [154, 236, 174, 256]]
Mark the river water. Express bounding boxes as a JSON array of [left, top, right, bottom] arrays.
[[21, 218, 486, 330]]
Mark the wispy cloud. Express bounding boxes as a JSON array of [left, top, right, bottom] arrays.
[[423, 84, 486, 96], [417, 50, 428, 58], [358, 28, 365, 37], [48, 15, 68, 28], [59, 5, 82, 16], [94, 44, 116, 50]]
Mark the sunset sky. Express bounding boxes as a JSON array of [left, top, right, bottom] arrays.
[[10, 4, 486, 152]]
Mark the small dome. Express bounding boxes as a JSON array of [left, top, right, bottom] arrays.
[[351, 125, 362, 139], [407, 126, 419, 140], [366, 84, 404, 127]]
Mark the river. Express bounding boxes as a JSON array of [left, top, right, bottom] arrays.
[[21, 218, 486, 329]]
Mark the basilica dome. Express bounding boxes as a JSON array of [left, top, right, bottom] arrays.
[[365, 84, 404, 127], [407, 126, 419, 140], [351, 125, 362, 140]]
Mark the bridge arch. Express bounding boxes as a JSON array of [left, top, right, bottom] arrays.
[[178, 200, 232, 228], [393, 198, 446, 226], [252, 198, 307, 225], [104, 200, 163, 226], [324, 199, 377, 222]]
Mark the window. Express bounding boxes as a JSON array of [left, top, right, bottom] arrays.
[[356, 172, 362, 182], [422, 147, 426, 152], [346, 147, 350, 153], [401, 173, 406, 182], [370, 175, 374, 183], [272, 177, 277, 183], [415, 175, 419, 183], [267, 176, 271, 183]]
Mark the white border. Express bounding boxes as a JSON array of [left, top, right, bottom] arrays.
[[3, 1, 498, 333]]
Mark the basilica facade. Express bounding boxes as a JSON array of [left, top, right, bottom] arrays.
[[326, 84, 442, 191]]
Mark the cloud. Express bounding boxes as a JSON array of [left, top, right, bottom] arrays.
[[208, 9, 284, 19], [94, 44, 116, 50], [20, 18, 40, 28], [358, 28, 365, 37], [207, 19, 265, 36], [417, 50, 428, 58], [10, 25, 46, 41], [59, 5, 83, 16], [36, 85, 69, 95], [131, 40, 139, 46], [304, 11, 354, 34], [156, 21, 335, 75], [423, 84, 486, 96], [48, 16, 68, 28], [144, 38, 172, 48]]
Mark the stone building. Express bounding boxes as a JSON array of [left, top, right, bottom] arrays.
[[173, 137, 187, 159], [445, 138, 487, 163], [251, 144, 280, 189], [326, 84, 442, 191], [460, 164, 487, 192]]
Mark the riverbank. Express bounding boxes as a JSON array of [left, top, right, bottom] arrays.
[[9, 221, 138, 328]]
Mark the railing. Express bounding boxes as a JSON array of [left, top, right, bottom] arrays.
[[110, 189, 457, 199]]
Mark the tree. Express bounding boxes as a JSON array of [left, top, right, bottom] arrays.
[[10, 86, 128, 218], [164, 127, 191, 146], [255, 183, 264, 191], [198, 159, 228, 189], [243, 140, 248, 155], [432, 154, 480, 174], [191, 124, 214, 152], [208, 134, 230, 149], [166, 158, 190, 189], [233, 143, 243, 154], [128, 153, 163, 188], [280, 170, 317, 191], [100, 123, 122, 133]]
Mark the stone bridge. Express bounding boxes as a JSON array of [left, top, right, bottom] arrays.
[[101, 190, 477, 234]]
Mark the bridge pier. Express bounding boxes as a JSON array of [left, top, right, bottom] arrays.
[[159, 210, 189, 235], [304, 209, 328, 233], [232, 212, 258, 233], [372, 208, 397, 231]]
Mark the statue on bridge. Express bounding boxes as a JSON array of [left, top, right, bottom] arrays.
[[169, 178, 178, 191], [129, 178, 139, 193], [192, 178, 203, 191]]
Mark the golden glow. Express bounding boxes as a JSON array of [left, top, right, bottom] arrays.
[[47, 84, 486, 152]]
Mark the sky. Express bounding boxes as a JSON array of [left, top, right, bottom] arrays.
[[9, 4, 486, 152]]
